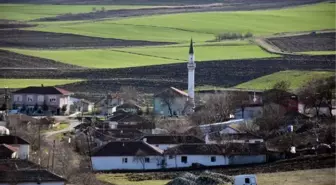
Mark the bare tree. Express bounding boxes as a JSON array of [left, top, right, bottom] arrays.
[[159, 89, 176, 117], [119, 86, 138, 102], [190, 92, 249, 125], [133, 149, 147, 170]]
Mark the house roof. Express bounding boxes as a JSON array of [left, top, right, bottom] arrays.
[[12, 86, 72, 95], [0, 135, 30, 145], [140, 135, 205, 144], [164, 143, 267, 155], [189, 39, 194, 54], [208, 132, 262, 141], [1, 144, 19, 152], [92, 141, 163, 156], [116, 102, 141, 110], [0, 159, 40, 171], [0, 170, 66, 183], [93, 129, 143, 141], [154, 87, 189, 97]]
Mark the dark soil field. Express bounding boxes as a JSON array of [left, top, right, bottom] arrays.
[[0, 30, 173, 49], [0, 49, 83, 68], [0, 20, 35, 29], [1, 55, 334, 94], [34, 0, 327, 21], [266, 32, 336, 53]]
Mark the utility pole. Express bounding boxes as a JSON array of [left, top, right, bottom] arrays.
[[4, 87, 9, 128], [51, 140, 55, 171]]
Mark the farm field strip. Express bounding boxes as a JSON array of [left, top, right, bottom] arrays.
[[0, 4, 157, 21], [0, 79, 83, 88], [298, 51, 336, 55], [28, 3, 336, 43], [235, 70, 335, 90], [3, 43, 277, 68]]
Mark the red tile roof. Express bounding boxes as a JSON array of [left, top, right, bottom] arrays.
[[170, 87, 189, 97], [2, 144, 18, 152]]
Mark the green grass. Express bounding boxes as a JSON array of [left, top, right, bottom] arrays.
[[4, 43, 277, 68], [298, 51, 336, 55], [30, 3, 335, 42], [0, 79, 82, 88], [0, 4, 155, 21], [97, 168, 335, 185], [235, 70, 335, 90]]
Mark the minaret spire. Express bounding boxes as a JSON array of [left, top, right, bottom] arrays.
[[187, 38, 196, 114]]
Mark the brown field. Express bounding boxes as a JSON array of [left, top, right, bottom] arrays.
[[266, 32, 336, 53], [0, 30, 173, 49], [33, 0, 327, 21]]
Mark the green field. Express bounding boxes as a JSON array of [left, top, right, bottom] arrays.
[[97, 168, 335, 185], [0, 4, 155, 21], [298, 51, 336, 55], [0, 79, 82, 88], [4, 43, 276, 68], [235, 70, 335, 90], [30, 3, 335, 42]]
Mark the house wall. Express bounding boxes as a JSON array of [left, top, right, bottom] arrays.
[[153, 97, 187, 116], [92, 156, 163, 171], [12, 94, 69, 110], [17, 144, 29, 159], [165, 155, 227, 168], [228, 155, 266, 165], [0, 182, 64, 185], [298, 103, 332, 117], [234, 106, 263, 120]]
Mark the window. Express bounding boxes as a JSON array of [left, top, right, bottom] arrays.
[[14, 95, 22, 102], [181, 156, 187, 163], [211, 156, 216, 162], [27, 95, 33, 102], [37, 95, 44, 102], [145, 157, 150, 163], [245, 178, 250, 184], [49, 98, 56, 102], [122, 157, 128, 163]]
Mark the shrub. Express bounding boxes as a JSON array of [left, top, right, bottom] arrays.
[[216, 32, 253, 41]]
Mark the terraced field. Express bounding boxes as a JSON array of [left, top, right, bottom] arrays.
[[266, 32, 336, 53]]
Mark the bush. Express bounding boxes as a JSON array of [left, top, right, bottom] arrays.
[[215, 32, 253, 41]]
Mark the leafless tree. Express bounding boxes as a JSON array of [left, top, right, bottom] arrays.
[[159, 89, 177, 117], [119, 86, 138, 102], [190, 92, 249, 125], [133, 149, 147, 170]]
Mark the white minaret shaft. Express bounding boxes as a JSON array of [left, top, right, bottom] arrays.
[[187, 39, 196, 107]]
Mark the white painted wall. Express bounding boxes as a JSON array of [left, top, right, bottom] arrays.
[[11, 144, 29, 159], [92, 156, 163, 171], [165, 155, 228, 168], [0, 182, 64, 185]]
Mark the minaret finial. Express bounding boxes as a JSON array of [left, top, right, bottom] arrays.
[[189, 38, 194, 54]]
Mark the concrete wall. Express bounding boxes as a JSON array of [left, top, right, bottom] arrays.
[[153, 97, 187, 116], [92, 156, 163, 171], [228, 155, 266, 165], [165, 155, 228, 168]]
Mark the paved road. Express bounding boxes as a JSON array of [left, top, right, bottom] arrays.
[[42, 116, 81, 138]]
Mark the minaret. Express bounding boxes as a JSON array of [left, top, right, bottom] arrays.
[[187, 39, 196, 109]]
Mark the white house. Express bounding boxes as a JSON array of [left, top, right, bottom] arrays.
[[91, 141, 164, 171], [153, 87, 189, 117], [0, 169, 66, 185], [0, 135, 30, 159], [96, 94, 124, 115], [140, 135, 205, 150], [164, 143, 267, 168]]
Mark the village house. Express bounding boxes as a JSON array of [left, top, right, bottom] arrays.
[[153, 87, 189, 117], [205, 132, 264, 144], [0, 159, 66, 185], [0, 144, 18, 159], [112, 102, 142, 114], [11, 86, 73, 115], [107, 113, 155, 133], [92, 128, 144, 147], [71, 98, 95, 113], [91, 141, 163, 171], [163, 143, 267, 168], [0, 135, 30, 159], [96, 94, 124, 115], [140, 135, 205, 150]]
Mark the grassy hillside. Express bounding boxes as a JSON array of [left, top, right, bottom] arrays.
[[0, 79, 82, 88], [235, 70, 335, 90], [0, 4, 154, 20], [31, 3, 335, 42], [5, 43, 277, 68]]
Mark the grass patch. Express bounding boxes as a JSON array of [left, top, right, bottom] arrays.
[[298, 51, 336, 55], [0, 4, 155, 21], [0, 79, 82, 88], [30, 3, 335, 42], [50, 122, 69, 132], [234, 70, 335, 90], [97, 168, 335, 185], [4, 43, 276, 68]]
